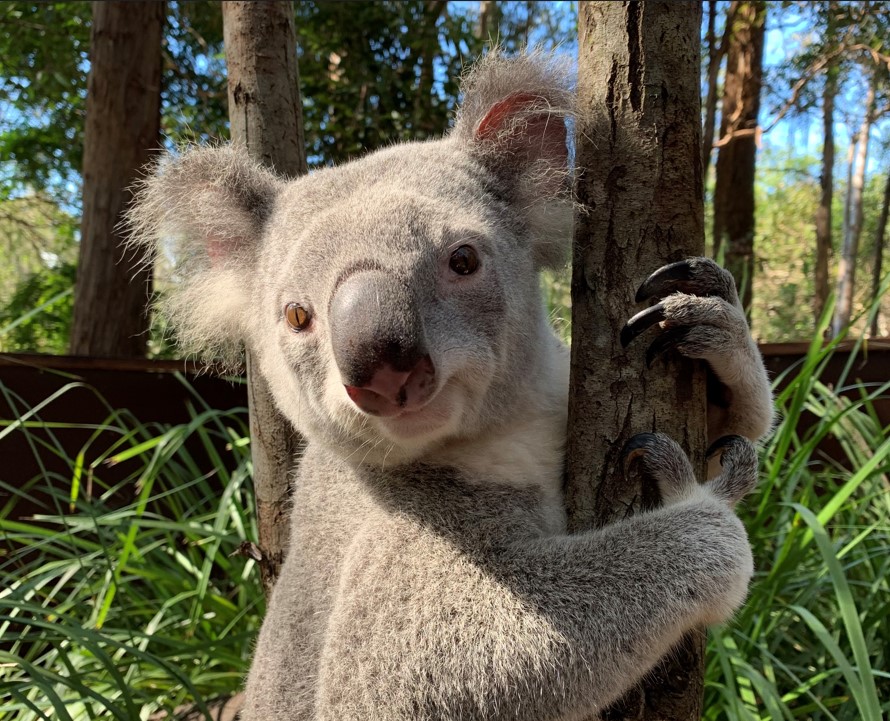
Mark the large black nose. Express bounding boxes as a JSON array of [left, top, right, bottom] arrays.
[[329, 271, 436, 416]]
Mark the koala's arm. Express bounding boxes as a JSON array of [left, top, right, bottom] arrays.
[[317, 437, 755, 720], [623, 258, 774, 444]]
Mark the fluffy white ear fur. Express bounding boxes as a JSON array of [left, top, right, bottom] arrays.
[[452, 51, 576, 269], [126, 144, 283, 364]]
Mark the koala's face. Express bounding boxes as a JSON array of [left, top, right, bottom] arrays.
[[130, 54, 573, 465], [251, 145, 547, 463]]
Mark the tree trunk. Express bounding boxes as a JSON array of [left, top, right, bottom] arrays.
[[568, 3, 707, 720], [221, 0, 308, 597], [69, 1, 164, 358], [814, 2, 839, 325], [476, 0, 496, 41], [412, 1, 447, 136], [702, 1, 735, 188], [832, 75, 876, 338], [868, 171, 890, 337], [712, 1, 766, 315]]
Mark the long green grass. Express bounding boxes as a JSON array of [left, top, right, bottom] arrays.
[[704, 305, 890, 720], [0, 375, 262, 719], [1, 322, 889, 718]]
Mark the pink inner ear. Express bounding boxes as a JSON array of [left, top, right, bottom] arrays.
[[475, 92, 568, 167]]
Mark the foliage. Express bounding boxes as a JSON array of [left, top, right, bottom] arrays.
[[703, 304, 890, 720], [0, 378, 261, 719]]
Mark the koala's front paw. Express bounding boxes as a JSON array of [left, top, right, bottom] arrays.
[[620, 257, 746, 369], [620, 258, 775, 443], [623, 432, 756, 624], [623, 431, 758, 507]]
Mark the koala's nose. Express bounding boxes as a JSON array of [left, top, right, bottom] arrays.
[[344, 355, 436, 416], [330, 270, 436, 416]]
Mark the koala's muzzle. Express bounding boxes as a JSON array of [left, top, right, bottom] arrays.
[[330, 271, 436, 417]]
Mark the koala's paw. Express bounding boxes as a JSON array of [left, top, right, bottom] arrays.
[[620, 257, 750, 369], [704, 435, 759, 506], [622, 432, 758, 508], [622, 432, 755, 624], [621, 432, 697, 506]]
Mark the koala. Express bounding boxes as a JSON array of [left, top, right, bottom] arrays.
[[130, 53, 773, 721]]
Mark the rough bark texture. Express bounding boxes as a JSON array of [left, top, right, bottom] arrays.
[[712, 1, 765, 315], [832, 75, 876, 338], [567, 3, 707, 720], [868, 169, 890, 337], [814, 3, 839, 325], [70, 1, 164, 358], [222, 0, 308, 597]]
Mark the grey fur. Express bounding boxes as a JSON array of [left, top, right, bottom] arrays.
[[128, 52, 773, 720]]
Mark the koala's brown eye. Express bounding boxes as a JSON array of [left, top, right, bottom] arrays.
[[284, 302, 312, 332], [449, 245, 479, 275]]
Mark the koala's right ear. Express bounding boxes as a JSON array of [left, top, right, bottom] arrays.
[[127, 145, 284, 362]]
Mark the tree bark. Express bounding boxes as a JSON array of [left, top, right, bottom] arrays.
[[814, 2, 839, 325], [712, 1, 766, 315], [568, 3, 707, 720], [868, 170, 890, 337], [832, 74, 876, 338], [70, 1, 164, 358], [221, 0, 308, 597]]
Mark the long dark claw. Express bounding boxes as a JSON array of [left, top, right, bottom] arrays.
[[706, 434, 746, 463], [620, 303, 666, 347], [645, 326, 690, 368], [621, 433, 658, 475], [635, 260, 695, 303]]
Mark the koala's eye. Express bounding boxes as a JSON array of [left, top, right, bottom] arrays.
[[449, 246, 480, 276], [284, 302, 312, 332]]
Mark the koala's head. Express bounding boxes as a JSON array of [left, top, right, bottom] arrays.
[[130, 53, 574, 466]]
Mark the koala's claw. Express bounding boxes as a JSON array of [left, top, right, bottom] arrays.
[[620, 303, 666, 347], [621, 432, 659, 473], [621, 432, 696, 504], [706, 434, 747, 461], [705, 435, 759, 505], [634, 257, 739, 305], [635, 259, 698, 303], [645, 326, 690, 368]]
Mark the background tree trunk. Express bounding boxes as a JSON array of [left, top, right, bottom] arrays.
[[868, 169, 890, 336], [814, 2, 839, 325], [832, 74, 876, 337], [222, 0, 308, 597], [702, 1, 735, 188], [567, 3, 707, 719], [712, 1, 766, 315], [69, 1, 164, 358]]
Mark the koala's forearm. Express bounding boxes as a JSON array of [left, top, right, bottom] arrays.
[[316, 498, 749, 720]]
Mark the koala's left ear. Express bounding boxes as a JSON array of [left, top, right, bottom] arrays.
[[127, 144, 284, 363], [452, 52, 574, 268]]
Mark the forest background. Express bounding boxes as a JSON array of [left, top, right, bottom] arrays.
[[1, 0, 889, 355]]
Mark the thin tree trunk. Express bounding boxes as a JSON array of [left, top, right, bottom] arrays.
[[712, 1, 766, 315], [221, 0, 308, 597], [868, 171, 890, 337], [814, 13, 839, 325], [568, 3, 707, 720], [70, 1, 164, 357], [476, 0, 495, 41], [412, 1, 447, 136], [832, 76, 876, 337], [702, 1, 735, 187]]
